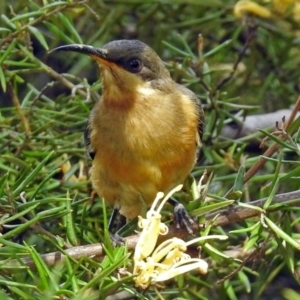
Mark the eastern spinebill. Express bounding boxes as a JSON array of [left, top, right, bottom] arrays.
[[52, 40, 204, 234]]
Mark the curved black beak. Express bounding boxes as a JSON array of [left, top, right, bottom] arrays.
[[50, 44, 108, 59]]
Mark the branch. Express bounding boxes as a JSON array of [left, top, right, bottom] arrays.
[[221, 109, 300, 140], [242, 95, 300, 184], [3, 189, 300, 273], [206, 189, 300, 227], [224, 94, 300, 198]]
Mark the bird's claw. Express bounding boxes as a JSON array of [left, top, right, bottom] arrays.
[[173, 203, 195, 235], [110, 233, 125, 246]]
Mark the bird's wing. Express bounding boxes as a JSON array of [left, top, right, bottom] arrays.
[[84, 117, 95, 160], [176, 83, 204, 144]]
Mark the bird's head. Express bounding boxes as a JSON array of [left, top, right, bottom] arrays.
[[52, 40, 172, 105]]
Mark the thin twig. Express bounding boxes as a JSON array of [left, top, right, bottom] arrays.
[[243, 95, 300, 183], [225, 94, 300, 197], [0, 1, 87, 48], [217, 243, 269, 284], [7, 83, 31, 136], [38, 59, 98, 101], [216, 24, 257, 90]]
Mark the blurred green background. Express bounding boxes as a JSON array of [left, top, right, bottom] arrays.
[[1, 0, 300, 299]]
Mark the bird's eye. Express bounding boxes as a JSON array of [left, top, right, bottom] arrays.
[[127, 58, 142, 73]]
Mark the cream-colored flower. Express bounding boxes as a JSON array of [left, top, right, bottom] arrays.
[[133, 185, 228, 289], [273, 0, 296, 13], [293, 2, 300, 21], [234, 0, 271, 18], [60, 154, 87, 183]]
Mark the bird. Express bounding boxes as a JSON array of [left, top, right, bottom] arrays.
[[52, 40, 204, 235]]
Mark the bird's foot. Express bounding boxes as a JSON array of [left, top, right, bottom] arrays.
[[173, 202, 195, 235], [110, 233, 125, 246]]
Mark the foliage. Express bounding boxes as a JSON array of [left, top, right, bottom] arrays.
[[1, 0, 300, 299]]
